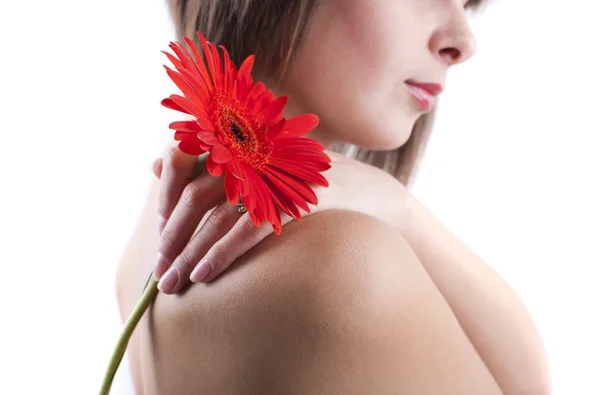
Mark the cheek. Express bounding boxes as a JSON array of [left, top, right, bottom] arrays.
[[289, 9, 384, 109], [283, 0, 420, 148], [316, 0, 394, 91]]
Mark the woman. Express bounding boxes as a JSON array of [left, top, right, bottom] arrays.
[[116, 0, 551, 393]]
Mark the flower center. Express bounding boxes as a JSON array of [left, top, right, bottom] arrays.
[[213, 92, 274, 169], [230, 122, 246, 143]]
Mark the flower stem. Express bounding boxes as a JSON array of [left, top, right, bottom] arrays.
[[98, 276, 159, 395]]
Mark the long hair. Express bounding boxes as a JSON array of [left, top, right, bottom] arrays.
[[167, 0, 486, 186]]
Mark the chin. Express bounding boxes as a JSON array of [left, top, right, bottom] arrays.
[[353, 124, 414, 151], [353, 109, 418, 150]]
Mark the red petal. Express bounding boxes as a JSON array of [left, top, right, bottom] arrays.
[[273, 146, 331, 162], [239, 174, 250, 196], [271, 210, 282, 234], [272, 148, 332, 170], [267, 118, 286, 140], [234, 176, 249, 198], [199, 142, 212, 151], [197, 33, 219, 88], [246, 195, 263, 223], [169, 95, 212, 128], [169, 120, 201, 133], [219, 45, 233, 92], [245, 82, 266, 108], [211, 44, 223, 90], [241, 185, 256, 212], [174, 130, 193, 140], [195, 118, 214, 132], [264, 172, 310, 214], [183, 36, 214, 92], [197, 131, 218, 145], [237, 55, 254, 102], [281, 114, 319, 137], [224, 171, 240, 205], [167, 96, 212, 131], [272, 136, 325, 151], [168, 51, 212, 101], [169, 41, 201, 79], [161, 98, 189, 114], [258, 96, 287, 125], [227, 158, 246, 180], [246, 172, 270, 223], [236, 75, 249, 105], [164, 66, 204, 105], [162, 50, 183, 70], [248, 210, 262, 228], [258, 185, 282, 234], [264, 165, 318, 206], [268, 158, 329, 187], [261, 173, 303, 218], [253, 90, 276, 114], [206, 154, 225, 176], [178, 138, 205, 156], [238, 55, 254, 81], [291, 160, 331, 172], [254, 176, 281, 233], [174, 65, 211, 104], [211, 144, 232, 163]]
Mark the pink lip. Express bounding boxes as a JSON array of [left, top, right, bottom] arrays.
[[404, 81, 444, 111]]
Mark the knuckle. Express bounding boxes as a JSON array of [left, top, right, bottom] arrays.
[[158, 228, 177, 256], [181, 181, 204, 207], [206, 204, 232, 228], [157, 196, 170, 218], [239, 215, 257, 235], [176, 248, 197, 272], [162, 144, 180, 168], [209, 243, 228, 267]]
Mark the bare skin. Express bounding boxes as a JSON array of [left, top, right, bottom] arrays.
[[116, 1, 550, 392], [116, 177, 549, 394], [116, 181, 503, 394]]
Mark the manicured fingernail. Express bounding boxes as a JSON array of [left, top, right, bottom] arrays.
[[158, 216, 167, 235], [158, 267, 179, 293], [190, 259, 212, 283], [153, 253, 170, 281]]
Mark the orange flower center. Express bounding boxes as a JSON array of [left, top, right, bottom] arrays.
[[213, 92, 274, 169]]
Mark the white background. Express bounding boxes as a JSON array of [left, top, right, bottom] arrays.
[[1, 1, 598, 394]]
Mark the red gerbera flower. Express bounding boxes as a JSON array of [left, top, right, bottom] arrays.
[[161, 33, 331, 234]]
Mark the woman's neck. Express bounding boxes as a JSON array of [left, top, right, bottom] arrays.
[[264, 78, 339, 150]]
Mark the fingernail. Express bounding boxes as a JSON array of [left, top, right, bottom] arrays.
[[158, 267, 179, 293], [158, 216, 167, 236], [190, 259, 212, 283], [153, 253, 170, 281]]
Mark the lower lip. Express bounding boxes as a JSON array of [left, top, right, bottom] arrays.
[[405, 83, 435, 111]]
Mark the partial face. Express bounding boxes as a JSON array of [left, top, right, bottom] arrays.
[[279, 0, 477, 150]]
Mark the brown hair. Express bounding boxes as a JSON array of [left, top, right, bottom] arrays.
[[167, 0, 486, 186]]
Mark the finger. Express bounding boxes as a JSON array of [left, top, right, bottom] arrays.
[[157, 143, 199, 235], [154, 173, 224, 282], [191, 211, 295, 284], [151, 157, 163, 179], [157, 201, 240, 294]]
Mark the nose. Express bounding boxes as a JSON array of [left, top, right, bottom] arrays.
[[429, 11, 477, 66]]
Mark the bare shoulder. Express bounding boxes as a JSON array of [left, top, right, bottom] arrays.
[[154, 209, 419, 323], [139, 210, 502, 395]]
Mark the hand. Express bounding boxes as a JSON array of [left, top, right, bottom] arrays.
[[152, 143, 407, 294]]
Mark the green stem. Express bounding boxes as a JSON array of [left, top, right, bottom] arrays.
[[99, 276, 159, 395], [99, 155, 207, 394]]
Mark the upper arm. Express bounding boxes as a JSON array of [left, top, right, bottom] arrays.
[[139, 210, 503, 395]]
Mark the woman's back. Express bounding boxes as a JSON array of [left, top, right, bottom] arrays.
[[116, 180, 502, 394]]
